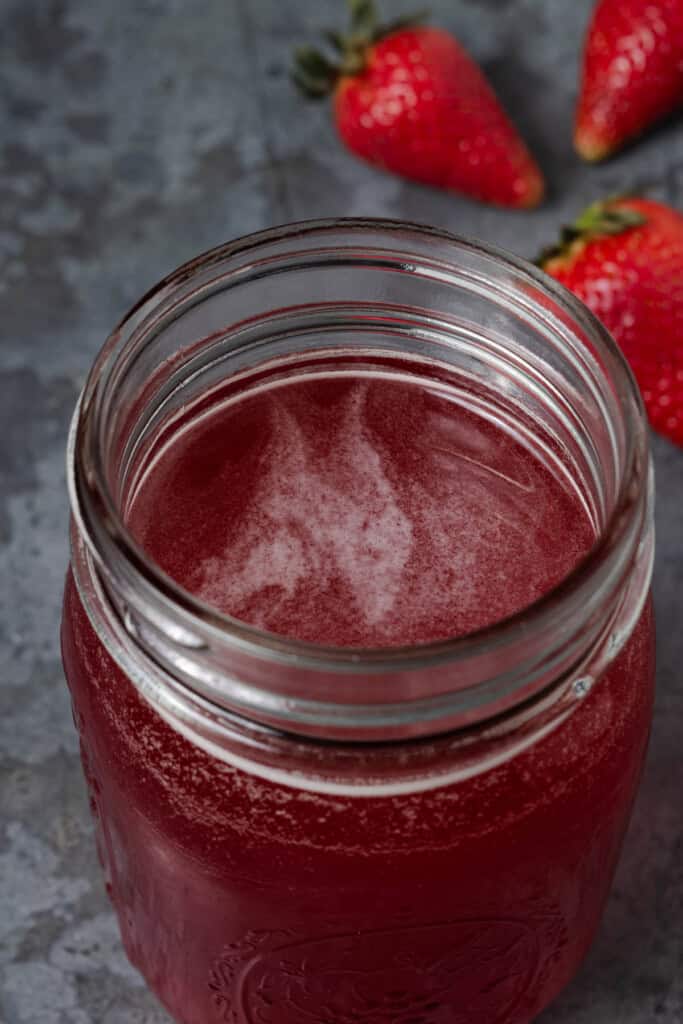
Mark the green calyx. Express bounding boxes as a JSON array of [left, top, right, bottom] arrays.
[[292, 0, 429, 99], [536, 199, 647, 267]]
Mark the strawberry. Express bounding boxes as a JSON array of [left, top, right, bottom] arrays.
[[575, 0, 683, 161], [292, 0, 544, 208], [539, 197, 683, 447]]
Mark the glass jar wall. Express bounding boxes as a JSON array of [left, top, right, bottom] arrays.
[[62, 220, 654, 1024]]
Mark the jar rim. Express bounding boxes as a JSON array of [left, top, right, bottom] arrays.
[[66, 218, 655, 745], [70, 215, 651, 671]]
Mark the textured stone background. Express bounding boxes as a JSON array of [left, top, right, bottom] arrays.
[[1, 0, 682, 1021]]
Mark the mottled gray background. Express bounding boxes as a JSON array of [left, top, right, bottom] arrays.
[[1, 0, 682, 1021]]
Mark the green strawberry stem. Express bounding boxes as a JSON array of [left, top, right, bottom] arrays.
[[292, 0, 429, 98], [536, 199, 647, 266]]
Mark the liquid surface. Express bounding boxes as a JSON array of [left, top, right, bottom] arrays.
[[128, 371, 595, 646]]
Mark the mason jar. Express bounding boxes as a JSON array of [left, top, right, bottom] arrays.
[[61, 220, 655, 1024]]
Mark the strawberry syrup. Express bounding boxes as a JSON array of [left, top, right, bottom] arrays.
[[62, 365, 654, 1023]]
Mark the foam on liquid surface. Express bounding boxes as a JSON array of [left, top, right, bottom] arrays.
[[128, 372, 595, 646]]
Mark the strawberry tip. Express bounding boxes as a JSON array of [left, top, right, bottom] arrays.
[[507, 165, 544, 209], [574, 127, 614, 163], [519, 172, 545, 209]]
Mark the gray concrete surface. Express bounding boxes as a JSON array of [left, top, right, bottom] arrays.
[[1, 0, 682, 1021]]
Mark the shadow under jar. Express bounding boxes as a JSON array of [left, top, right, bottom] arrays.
[[61, 220, 655, 1024]]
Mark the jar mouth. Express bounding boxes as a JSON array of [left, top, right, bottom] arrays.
[[68, 218, 653, 742]]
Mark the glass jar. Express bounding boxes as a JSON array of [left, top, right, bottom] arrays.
[[61, 220, 655, 1024]]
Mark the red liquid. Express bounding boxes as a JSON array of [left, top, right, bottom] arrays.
[[128, 374, 595, 645], [62, 369, 655, 1023]]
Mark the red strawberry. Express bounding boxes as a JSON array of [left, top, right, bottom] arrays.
[[292, 0, 544, 208], [575, 0, 683, 161], [539, 197, 683, 446]]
